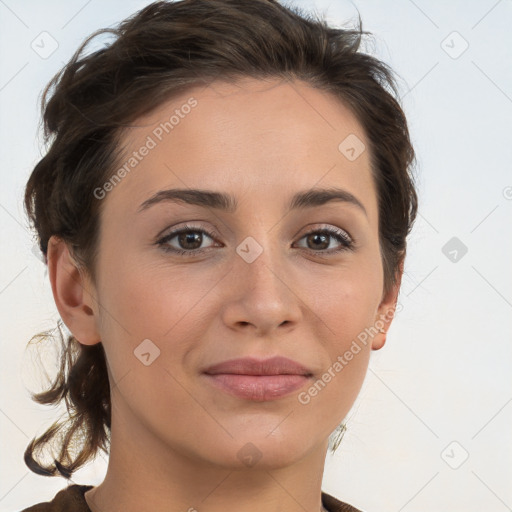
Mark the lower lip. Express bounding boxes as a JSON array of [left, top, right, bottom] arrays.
[[203, 374, 311, 401]]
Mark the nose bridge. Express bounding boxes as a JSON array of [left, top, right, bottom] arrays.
[[232, 226, 296, 306], [235, 214, 289, 274]]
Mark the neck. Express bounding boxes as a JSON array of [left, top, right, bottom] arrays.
[[85, 405, 330, 512]]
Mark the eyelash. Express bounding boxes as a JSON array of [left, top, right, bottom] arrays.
[[156, 223, 355, 257]]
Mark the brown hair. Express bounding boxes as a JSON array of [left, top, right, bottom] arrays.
[[23, 0, 418, 478]]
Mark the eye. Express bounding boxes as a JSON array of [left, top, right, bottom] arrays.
[[156, 224, 354, 257], [156, 224, 219, 256], [294, 226, 354, 254]]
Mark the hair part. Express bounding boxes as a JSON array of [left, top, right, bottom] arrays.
[[23, 0, 418, 478]]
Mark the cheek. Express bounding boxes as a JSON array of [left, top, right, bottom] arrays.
[[95, 264, 198, 420], [328, 283, 375, 359], [100, 257, 208, 336], [295, 275, 378, 429], [303, 256, 382, 380], [315, 281, 376, 377], [306, 256, 383, 336], [94, 258, 220, 396]]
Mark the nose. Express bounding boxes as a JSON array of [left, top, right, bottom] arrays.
[[220, 235, 303, 335]]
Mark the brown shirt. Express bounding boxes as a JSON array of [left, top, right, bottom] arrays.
[[20, 484, 362, 512]]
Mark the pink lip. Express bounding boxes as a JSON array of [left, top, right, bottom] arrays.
[[203, 356, 312, 376], [202, 356, 313, 401]]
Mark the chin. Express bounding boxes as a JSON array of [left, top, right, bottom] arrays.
[[203, 430, 319, 470]]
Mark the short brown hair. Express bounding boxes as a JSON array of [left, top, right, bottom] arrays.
[[23, 0, 418, 478]]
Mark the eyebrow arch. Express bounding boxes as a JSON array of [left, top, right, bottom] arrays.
[[137, 186, 367, 217]]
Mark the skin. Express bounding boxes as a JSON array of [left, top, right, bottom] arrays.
[[47, 77, 401, 512]]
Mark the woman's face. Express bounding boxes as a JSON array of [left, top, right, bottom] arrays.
[[80, 78, 399, 468]]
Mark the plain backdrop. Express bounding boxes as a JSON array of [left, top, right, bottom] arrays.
[[1, 1, 511, 511]]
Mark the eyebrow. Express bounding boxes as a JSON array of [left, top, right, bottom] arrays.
[[137, 186, 367, 217]]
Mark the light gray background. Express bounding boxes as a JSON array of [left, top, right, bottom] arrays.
[[1, 1, 511, 511]]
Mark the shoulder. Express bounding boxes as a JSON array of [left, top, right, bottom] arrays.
[[20, 484, 94, 512], [322, 491, 364, 512]]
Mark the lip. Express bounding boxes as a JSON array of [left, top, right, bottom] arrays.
[[203, 356, 313, 376], [202, 356, 313, 401]]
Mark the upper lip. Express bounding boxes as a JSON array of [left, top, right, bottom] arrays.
[[203, 356, 313, 376]]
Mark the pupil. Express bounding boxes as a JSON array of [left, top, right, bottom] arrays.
[[180, 232, 201, 249], [309, 233, 328, 249]]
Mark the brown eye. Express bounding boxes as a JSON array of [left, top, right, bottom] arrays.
[[156, 224, 354, 257], [295, 227, 354, 254], [176, 231, 204, 250], [157, 225, 219, 256]]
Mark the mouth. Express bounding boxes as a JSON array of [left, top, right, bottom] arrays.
[[202, 356, 313, 401]]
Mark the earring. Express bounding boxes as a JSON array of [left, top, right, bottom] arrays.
[[330, 423, 347, 453]]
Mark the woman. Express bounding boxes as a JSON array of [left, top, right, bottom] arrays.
[[21, 0, 418, 511]]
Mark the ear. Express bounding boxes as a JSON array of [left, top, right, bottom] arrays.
[[47, 235, 101, 346], [371, 260, 404, 351]]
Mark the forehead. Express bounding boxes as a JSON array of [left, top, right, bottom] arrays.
[[102, 77, 377, 221]]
